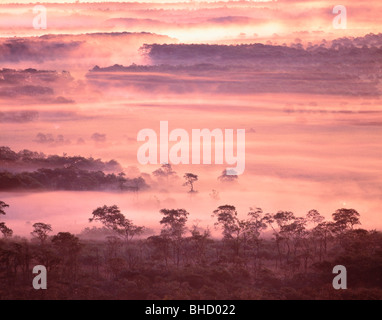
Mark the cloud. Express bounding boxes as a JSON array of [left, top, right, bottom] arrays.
[[0, 111, 38, 123], [34, 133, 55, 144], [77, 138, 86, 145], [0, 85, 54, 97], [34, 133, 71, 146], [53, 96, 75, 104], [91, 133, 107, 143], [207, 16, 258, 24], [38, 111, 93, 122]]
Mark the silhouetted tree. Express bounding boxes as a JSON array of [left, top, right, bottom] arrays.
[[242, 207, 267, 272], [312, 221, 334, 260], [153, 163, 176, 181], [0, 222, 12, 238], [212, 205, 244, 256], [31, 222, 52, 244], [51, 232, 82, 279], [306, 209, 325, 226], [218, 169, 238, 183], [263, 211, 296, 268], [117, 172, 126, 190], [0, 201, 12, 238], [332, 208, 361, 232], [183, 173, 198, 193], [0, 201, 9, 215], [89, 205, 144, 241], [159, 208, 189, 267], [187, 225, 211, 264], [279, 216, 308, 271]]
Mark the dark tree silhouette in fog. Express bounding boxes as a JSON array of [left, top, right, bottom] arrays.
[[183, 173, 198, 193], [218, 169, 238, 183], [212, 205, 243, 256], [160, 208, 189, 267], [0, 201, 9, 215], [89, 205, 144, 241], [153, 163, 176, 181], [0, 201, 12, 238], [31, 222, 52, 244], [332, 208, 361, 232]]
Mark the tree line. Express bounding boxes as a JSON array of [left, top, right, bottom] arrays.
[[1, 199, 381, 299], [0, 169, 149, 192]]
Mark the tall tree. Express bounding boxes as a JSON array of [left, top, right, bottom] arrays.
[[51, 232, 81, 255], [262, 211, 296, 268], [159, 208, 189, 266], [306, 209, 325, 226], [306, 210, 327, 263], [0, 222, 13, 238], [117, 172, 126, 190], [153, 163, 176, 181], [183, 173, 198, 193], [311, 221, 334, 260], [218, 169, 238, 183], [212, 205, 243, 256], [0, 201, 12, 238], [31, 222, 52, 244], [332, 208, 361, 232], [51, 232, 82, 279], [89, 205, 144, 241], [187, 225, 211, 265], [279, 216, 308, 270], [0, 201, 9, 215], [242, 207, 267, 271]]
